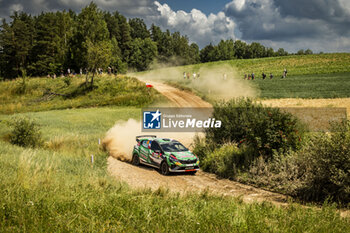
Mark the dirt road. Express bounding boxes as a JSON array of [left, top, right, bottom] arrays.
[[143, 79, 212, 107], [107, 79, 290, 206]]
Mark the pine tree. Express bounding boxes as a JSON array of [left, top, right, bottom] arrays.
[[31, 12, 62, 76], [129, 18, 150, 40], [0, 13, 34, 78], [70, 2, 110, 70]]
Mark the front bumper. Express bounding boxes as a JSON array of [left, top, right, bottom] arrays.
[[169, 164, 200, 172]]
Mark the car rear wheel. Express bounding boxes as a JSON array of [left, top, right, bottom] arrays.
[[160, 161, 170, 175], [131, 154, 140, 166]]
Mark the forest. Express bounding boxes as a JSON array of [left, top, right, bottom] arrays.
[[0, 2, 311, 79]]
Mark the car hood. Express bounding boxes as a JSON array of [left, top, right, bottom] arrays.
[[166, 151, 196, 160]]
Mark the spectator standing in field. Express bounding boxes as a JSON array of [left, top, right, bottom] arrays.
[[183, 72, 186, 79], [197, 73, 200, 79], [108, 67, 112, 75], [262, 72, 266, 80], [223, 73, 227, 80], [80, 68, 83, 75], [187, 72, 190, 79], [270, 73, 273, 79], [251, 72, 255, 80], [248, 74, 251, 80], [244, 74, 247, 80], [193, 72, 197, 79], [67, 68, 71, 76], [282, 68, 287, 78]]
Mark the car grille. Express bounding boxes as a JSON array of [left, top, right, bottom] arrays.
[[179, 159, 197, 164]]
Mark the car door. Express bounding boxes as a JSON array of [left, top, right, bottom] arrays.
[[150, 141, 163, 166], [139, 140, 151, 163]]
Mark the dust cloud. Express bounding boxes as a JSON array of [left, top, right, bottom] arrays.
[[103, 119, 200, 162], [102, 119, 141, 162], [134, 63, 257, 100]]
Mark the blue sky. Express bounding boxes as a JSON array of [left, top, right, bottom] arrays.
[[0, 0, 349, 52], [157, 0, 228, 14]]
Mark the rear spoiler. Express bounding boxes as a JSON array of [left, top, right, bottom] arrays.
[[136, 135, 157, 143]]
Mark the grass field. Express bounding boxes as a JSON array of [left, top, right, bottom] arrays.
[[194, 53, 350, 77], [252, 73, 350, 99], [1, 54, 350, 231], [0, 75, 163, 114], [1, 107, 349, 232], [142, 53, 350, 99]]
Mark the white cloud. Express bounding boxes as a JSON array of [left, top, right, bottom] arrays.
[[149, 1, 237, 47], [233, 0, 246, 11], [338, 0, 350, 13], [10, 4, 24, 13], [224, 0, 350, 52]]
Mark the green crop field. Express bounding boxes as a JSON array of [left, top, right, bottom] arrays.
[[252, 73, 350, 99], [143, 53, 350, 99], [1, 107, 349, 232], [195, 53, 350, 77]]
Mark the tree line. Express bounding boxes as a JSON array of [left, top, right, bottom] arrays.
[[0, 2, 314, 79]]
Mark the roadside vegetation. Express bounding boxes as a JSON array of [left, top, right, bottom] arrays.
[[1, 108, 349, 232], [0, 75, 163, 114], [194, 98, 350, 206]]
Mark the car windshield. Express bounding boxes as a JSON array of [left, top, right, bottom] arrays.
[[160, 141, 188, 152]]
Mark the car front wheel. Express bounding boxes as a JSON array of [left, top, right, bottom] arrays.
[[160, 161, 170, 175], [131, 154, 140, 166]]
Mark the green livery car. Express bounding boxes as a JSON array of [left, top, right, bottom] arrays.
[[131, 135, 200, 175]]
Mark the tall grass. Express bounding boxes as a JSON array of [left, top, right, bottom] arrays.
[[1, 142, 349, 232], [0, 107, 349, 231]]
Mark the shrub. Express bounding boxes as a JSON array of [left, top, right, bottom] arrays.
[[205, 98, 305, 159], [295, 121, 350, 204], [238, 151, 307, 196], [8, 117, 43, 148], [63, 77, 71, 86], [200, 143, 255, 178], [236, 121, 350, 205]]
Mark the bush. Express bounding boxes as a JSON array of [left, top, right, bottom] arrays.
[[296, 121, 350, 204], [206, 98, 305, 159], [63, 77, 71, 86], [8, 117, 43, 148], [236, 121, 350, 205], [238, 151, 307, 197], [200, 143, 255, 178]]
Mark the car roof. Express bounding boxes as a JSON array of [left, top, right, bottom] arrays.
[[139, 137, 156, 141], [155, 138, 175, 143], [138, 138, 173, 143]]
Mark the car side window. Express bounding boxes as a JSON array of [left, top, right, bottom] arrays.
[[151, 141, 161, 151], [141, 140, 149, 148]]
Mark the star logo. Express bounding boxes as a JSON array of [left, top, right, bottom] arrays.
[[151, 110, 161, 122], [143, 110, 162, 129]]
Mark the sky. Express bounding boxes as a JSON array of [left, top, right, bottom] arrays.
[[0, 0, 350, 53]]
